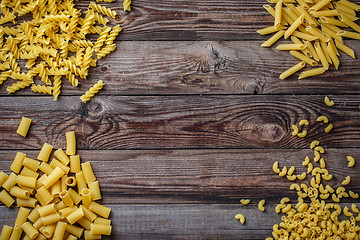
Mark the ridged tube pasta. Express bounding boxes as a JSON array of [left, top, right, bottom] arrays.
[[42, 167, 65, 189], [16, 117, 32, 137], [88, 181, 102, 200], [90, 223, 112, 235], [70, 155, 81, 173], [10, 186, 30, 199], [66, 208, 84, 225], [0, 225, 13, 240], [89, 202, 111, 218], [22, 222, 39, 239], [10, 152, 26, 173], [9, 226, 22, 240], [38, 203, 57, 217], [80, 80, 104, 103], [299, 67, 326, 79], [65, 131, 76, 156], [60, 190, 74, 207], [66, 224, 84, 238], [16, 175, 36, 188], [0, 190, 15, 207], [37, 144, 53, 164], [54, 149, 70, 165], [81, 188, 92, 208], [52, 221, 67, 240]]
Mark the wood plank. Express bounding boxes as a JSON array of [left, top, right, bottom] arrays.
[[1, 95, 360, 150], [2, 41, 360, 95], [77, 0, 360, 41], [0, 148, 359, 204], [0, 204, 279, 240]]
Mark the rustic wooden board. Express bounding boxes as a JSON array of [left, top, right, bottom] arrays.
[[0, 148, 358, 204], [2, 41, 360, 96], [1, 95, 360, 150]]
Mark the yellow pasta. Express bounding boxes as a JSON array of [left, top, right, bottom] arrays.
[[37, 186, 53, 205], [15, 207, 31, 227], [342, 176, 351, 185], [291, 124, 299, 136], [23, 157, 40, 172], [75, 172, 87, 193], [22, 222, 39, 239], [90, 223, 112, 235], [16, 117, 32, 137], [52, 221, 67, 240], [324, 96, 334, 106], [0, 190, 15, 207], [279, 61, 306, 79], [80, 189, 92, 208], [50, 159, 70, 175], [235, 214, 245, 224], [290, 50, 318, 66], [54, 149, 70, 166], [324, 123, 333, 132], [123, 0, 132, 11], [261, 30, 286, 47], [59, 190, 74, 207], [66, 131, 76, 156], [66, 224, 84, 238], [37, 143, 53, 162], [258, 199, 266, 211], [88, 181, 102, 200], [89, 202, 111, 218], [3, 172, 17, 191], [9, 226, 22, 240], [347, 155, 355, 167], [297, 130, 307, 137], [66, 208, 84, 225], [70, 155, 81, 173], [67, 188, 82, 205], [80, 80, 105, 103], [80, 205, 98, 222], [10, 186, 30, 200], [0, 225, 13, 240]]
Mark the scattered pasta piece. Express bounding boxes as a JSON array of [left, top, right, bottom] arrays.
[[235, 214, 245, 224], [258, 199, 266, 212], [291, 125, 299, 136], [299, 119, 309, 126], [123, 0, 132, 11], [324, 123, 333, 133], [297, 130, 307, 138], [16, 117, 31, 137], [80, 80, 105, 103], [240, 199, 250, 205], [347, 156, 355, 167], [342, 176, 351, 185], [310, 140, 320, 149], [316, 116, 329, 123], [324, 96, 335, 106]]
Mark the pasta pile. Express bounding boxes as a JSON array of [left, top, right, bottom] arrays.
[[0, 123, 112, 239], [236, 96, 360, 239], [258, 0, 360, 79], [0, 0, 132, 102]]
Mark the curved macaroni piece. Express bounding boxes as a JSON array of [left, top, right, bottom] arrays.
[[319, 193, 329, 199], [302, 156, 310, 166], [290, 183, 300, 191], [240, 199, 250, 205], [299, 119, 309, 126], [258, 199, 266, 212], [324, 96, 334, 106], [287, 166, 295, 176], [344, 207, 353, 217], [324, 123, 333, 133], [319, 158, 326, 169], [332, 194, 340, 203], [314, 146, 324, 153], [280, 197, 290, 204], [89, 2, 117, 18], [342, 176, 351, 185], [235, 214, 245, 224], [80, 80, 105, 103], [322, 174, 332, 181], [272, 161, 280, 173], [349, 191, 359, 199], [316, 115, 329, 123], [31, 84, 52, 95], [291, 125, 299, 136], [297, 172, 306, 180], [338, 192, 349, 198], [275, 204, 285, 213], [297, 130, 307, 138], [347, 156, 355, 167], [279, 167, 287, 177], [313, 151, 320, 162], [287, 175, 297, 181]]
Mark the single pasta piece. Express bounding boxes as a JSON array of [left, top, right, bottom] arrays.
[[240, 199, 250, 205], [272, 161, 280, 173], [297, 130, 307, 138], [299, 119, 309, 125], [66, 131, 76, 156], [261, 30, 286, 47], [316, 115, 329, 123], [80, 80, 105, 103], [258, 199, 266, 211], [10, 152, 26, 174], [123, 0, 131, 11], [291, 125, 299, 136], [37, 143, 53, 162], [342, 176, 351, 185], [347, 156, 355, 167], [279, 61, 306, 79], [324, 96, 334, 106], [298, 67, 326, 79], [16, 117, 32, 137], [324, 123, 333, 133]]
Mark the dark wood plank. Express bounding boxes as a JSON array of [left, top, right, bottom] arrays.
[[2, 41, 360, 96], [0, 148, 359, 204], [1, 95, 360, 150], [0, 204, 279, 240], [78, 0, 360, 41]]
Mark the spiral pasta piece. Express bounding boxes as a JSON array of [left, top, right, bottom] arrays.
[[31, 84, 53, 94], [90, 1, 117, 18], [53, 75, 62, 101], [7, 79, 33, 93], [105, 25, 122, 45], [0, 70, 11, 85], [97, 43, 116, 60], [80, 80, 105, 103], [123, 0, 131, 11], [93, 27, 111, 52]]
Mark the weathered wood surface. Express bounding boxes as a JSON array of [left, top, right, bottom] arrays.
[[0, 149, 358, 204], [1, 95, 360, 150], [2, 41, 360, 96]]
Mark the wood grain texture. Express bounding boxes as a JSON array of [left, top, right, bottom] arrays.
[[0, 148, 359, 204], [1, 95, 360, 150], [2, 41, 360, 96]]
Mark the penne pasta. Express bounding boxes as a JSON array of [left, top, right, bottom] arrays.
[[299, 67, 326, 79], [275, 0, 283, 29], [335, 39, 355, 58], [290, 50, 318, 65], [326, 42, 340, 69], [279, 61, 306, 79], [261, 30, 286, 47], [284, 14, 305, 38]]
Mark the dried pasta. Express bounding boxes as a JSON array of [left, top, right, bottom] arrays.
[[0, 129, 112, 239], [259, 0, 360, 79], [0, 0, 125, 102], [80, 80, 105, 103]]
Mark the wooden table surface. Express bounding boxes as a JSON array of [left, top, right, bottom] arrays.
[[1, 0, 360, 239]]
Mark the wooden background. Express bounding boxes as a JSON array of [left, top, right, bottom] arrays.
[[1, 0, 360, 239]]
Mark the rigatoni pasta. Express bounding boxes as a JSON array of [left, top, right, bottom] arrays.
[[0, 130, 112, 239], [16, 117, 31, 137]]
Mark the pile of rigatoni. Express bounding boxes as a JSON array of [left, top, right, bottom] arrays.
[[258, 0, 360, 79], [0, 129, 111, 240]]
